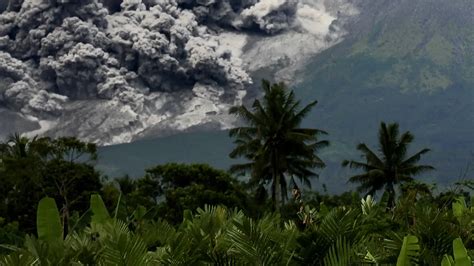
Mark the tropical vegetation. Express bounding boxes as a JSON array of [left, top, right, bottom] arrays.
[[342, 122, 435, 208], [229, 80, 328, 210], [0, 80, 472, 265]]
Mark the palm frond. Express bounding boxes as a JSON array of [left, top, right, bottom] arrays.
[[291, 100, 318, 126], [323, 237, 353, 266], [98, 220, 150, 265], [342, 160, 377, 172], [400, 165, 435, 176], [400, 149, 432, 168], [355, 143, 385, 168], [0, 252, 36, 266]]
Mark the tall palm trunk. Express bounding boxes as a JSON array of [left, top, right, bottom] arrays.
[[386, 182, 396, 209], [280, 173, 287, 206], [271, 181, 276, 211], [271, 150, 281, 211], [272, 154, 280, 211]]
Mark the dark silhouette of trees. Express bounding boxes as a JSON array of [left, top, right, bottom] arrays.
[[343, 122, 434, 208], [229, 80, 328, 210]]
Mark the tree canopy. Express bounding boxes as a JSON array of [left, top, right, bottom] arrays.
[[229, 80, 329, 210], [0, 134, 101, 233], [343, 122, 434, 207]]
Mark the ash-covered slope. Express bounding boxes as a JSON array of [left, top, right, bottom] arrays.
[[0, 0, 357, 145]]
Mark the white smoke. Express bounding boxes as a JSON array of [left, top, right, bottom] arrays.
[[241, 0, 359, 83], [239, 0, 298, 33], [297, 2, 336, 35]]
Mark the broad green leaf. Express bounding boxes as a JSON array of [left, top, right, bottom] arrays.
[[452, 197, 466, 218], [396, 235, 420, 266], [183, 209, 193, 222], [37, 197, 62, 243], [452, 238, 472, 266], [90, 194, 110, 225], [441, 255, 454, 266], [133, 205, 147, 221]]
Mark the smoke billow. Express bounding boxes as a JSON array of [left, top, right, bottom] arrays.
[[0, 51, 67, 117], [0, 0, 251, 116], [101, 0, 301, 34], [0, 0, 356, 144], [174, 0, 299, 34]]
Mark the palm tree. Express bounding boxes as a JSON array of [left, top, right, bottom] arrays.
[[0, 133, 51, 160], [342, 122, 434, 208], [229, 80, 329, 210], [0, 134, 47, 232], [0, 133, 32, 158]]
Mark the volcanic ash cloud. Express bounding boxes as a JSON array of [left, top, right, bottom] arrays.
[[0, 0, 357, 144]]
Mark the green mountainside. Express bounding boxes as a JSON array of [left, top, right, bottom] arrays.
[[304, 0, 473, 93], [294, 0, 474, 188]]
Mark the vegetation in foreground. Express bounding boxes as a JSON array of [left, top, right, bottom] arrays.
[[0, 80, 472, 265]]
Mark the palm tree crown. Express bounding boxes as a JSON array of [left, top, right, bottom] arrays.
[[342, 122, 434, 207], [0, 133, 34, 158], [229, 80, 329, 210]]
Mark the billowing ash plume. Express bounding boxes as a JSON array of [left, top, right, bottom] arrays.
[[0, 0, 357, 144], [175, 0, 299, 34], [0, 0, 250, 118], [100, 0, 301, 34], [0, 51, 66, 117]]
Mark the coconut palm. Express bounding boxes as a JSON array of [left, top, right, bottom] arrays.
[[0, 133, 35, 158], [342, 122, 434, 208], [229, 80, 329, 210]]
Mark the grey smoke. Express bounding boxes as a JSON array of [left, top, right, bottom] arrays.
[[0, 0, 355, 144], [103, 0, 300, 34], [0, 0, 251, 118], [0, 0, 303, 119], [172, 0, 300, 34], [0, 51, 66, 117]]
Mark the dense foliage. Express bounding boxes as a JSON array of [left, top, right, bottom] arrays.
[[0, 134, 101, 234], [0, 81, 472, 264], [0, 191, 472, 265], [105, 163, 252, 224]]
